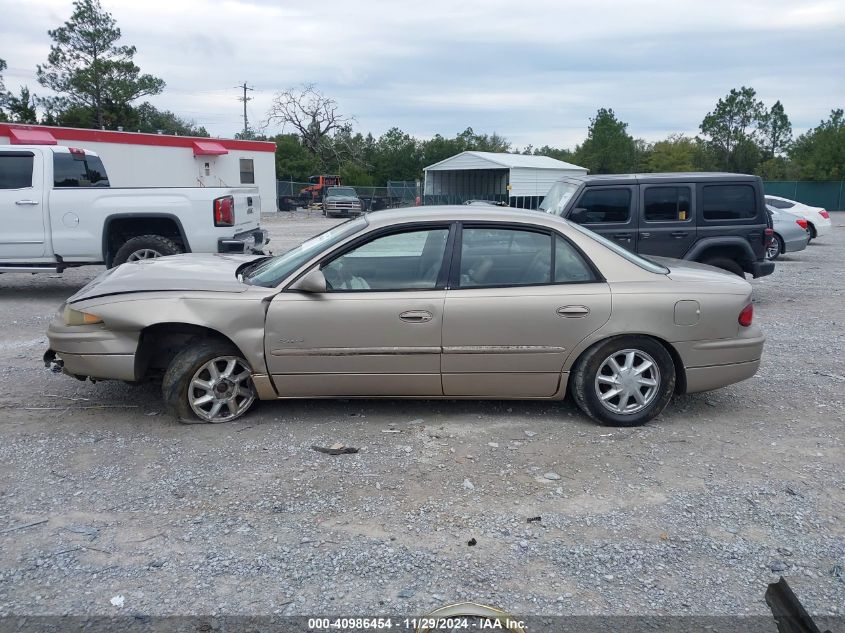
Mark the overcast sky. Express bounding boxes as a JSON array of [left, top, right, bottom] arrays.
[[1, 0, 843, 148]]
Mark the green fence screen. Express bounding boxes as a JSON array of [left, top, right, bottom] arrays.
[[763, 181, 845, 211]]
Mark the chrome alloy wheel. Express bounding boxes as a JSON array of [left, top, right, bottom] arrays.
[[766, 236, 781, 260], [188, 356, 255, 422], [594, 349, 661, 415], [127, 248, 163, 261]]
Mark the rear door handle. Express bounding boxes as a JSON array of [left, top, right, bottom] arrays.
[[613, 233, 632, 240], [399, 310, 433, 323], [15, 200, 40, 206], [671, 231, 689, 238], [557, 305, 591, 318]]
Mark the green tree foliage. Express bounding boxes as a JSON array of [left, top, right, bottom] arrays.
[[789, 109, 845, 180], [758, 100, 792, 160], [273, 133, 320, 181], [132, 102, 208, 136], [0, 58, 7, 122], [573, 108, 637, 173], [4, 86, 39, 123], [37, 0, 165, 129], [699, 86, 765, 172], [647, 134, 698, 172]]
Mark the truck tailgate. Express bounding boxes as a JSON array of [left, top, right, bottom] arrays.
[[229, 188, 261, 232]]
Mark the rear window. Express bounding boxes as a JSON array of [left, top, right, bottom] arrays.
[[0, 153, 34, 189], [574, 188, 631, 223], [53, 152, 110, 187], [702, 185, 756, 221]]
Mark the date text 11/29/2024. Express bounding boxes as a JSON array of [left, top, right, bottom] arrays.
[[307, 617, 527, 631]]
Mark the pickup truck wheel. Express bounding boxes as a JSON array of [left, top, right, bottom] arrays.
[[162, 341, 256, 423], [701, 256, 745, 277], [112, 235, 181, 267]]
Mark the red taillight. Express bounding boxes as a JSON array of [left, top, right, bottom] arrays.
[[738, 304, 753, 327], [819, 210, 830, 219], [796, 218, 808, 230], [764, 227, 774, 246], [214, 196, 234, 226]]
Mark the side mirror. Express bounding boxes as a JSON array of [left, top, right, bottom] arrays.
[[568, 207, 589, 223], [290, 268, 327, 293]]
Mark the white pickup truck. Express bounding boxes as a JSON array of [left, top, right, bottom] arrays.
[[0, 144, 269, 273]]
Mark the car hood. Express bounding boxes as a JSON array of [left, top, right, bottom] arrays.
[[648, 256, 751, 287], [67, 253, 262, 303]]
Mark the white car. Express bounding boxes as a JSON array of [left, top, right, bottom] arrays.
[[764, 195, 832, 240]]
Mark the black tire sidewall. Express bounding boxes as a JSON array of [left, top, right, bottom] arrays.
[[112, 235, 181, 267], [572, 336, 676, 427], [161, 341, 251, 423], [767, 235, 783, 260]]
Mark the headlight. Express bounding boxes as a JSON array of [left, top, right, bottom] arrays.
[[63, 305, 103, 326]]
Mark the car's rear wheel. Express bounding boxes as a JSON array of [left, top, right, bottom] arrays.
[[766, 234, 783, 260], [112, 235, 181, 267], [701, 256, 745, 277], [162, 341, 256, 423], [571, 336, 675, 427]]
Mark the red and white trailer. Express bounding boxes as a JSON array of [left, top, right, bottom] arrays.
[[0, 123, 278, 211]]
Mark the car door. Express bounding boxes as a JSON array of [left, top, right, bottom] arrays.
[[0, 150, 46, 259], [264, 224, 453, 397], [567, 186, 637, 252], [637, 184, 696, 258], [441, 224, 611, 398]]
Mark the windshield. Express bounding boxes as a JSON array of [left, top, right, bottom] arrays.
[[327, 187, 357, 197], [568, 221, 669, 274], [246, 217, 368, 287], [539, 180, 580, 215]]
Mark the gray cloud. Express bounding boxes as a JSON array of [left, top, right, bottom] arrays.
[[1, 0, 843, 147]]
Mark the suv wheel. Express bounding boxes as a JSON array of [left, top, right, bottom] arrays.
[[112, 235, 181, 267], [162, 341, 256, 423], [571, 336, 675, 427], [702, 256, 745, 277]]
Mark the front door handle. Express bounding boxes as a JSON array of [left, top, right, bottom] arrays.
[[399, 310, 433, 323], [15, 200, 40, 206], [557, 305, 591, 318], [671, 231, 689, 238]]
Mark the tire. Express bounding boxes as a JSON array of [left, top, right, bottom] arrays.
[[162, 340, 256, 423], [571, 336, 675, 427], [701, 256, 745, 277], [807, 222, 817, 240], [766, 234, 783, 260], [111, 235, 181, 267]]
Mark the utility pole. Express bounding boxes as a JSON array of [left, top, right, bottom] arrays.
[[236, 82, 254, 137]]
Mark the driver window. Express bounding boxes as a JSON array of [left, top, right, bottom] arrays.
[[321, 228, 449, 291]]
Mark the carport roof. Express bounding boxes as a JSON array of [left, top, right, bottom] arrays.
[[424, 150, 585, 171]]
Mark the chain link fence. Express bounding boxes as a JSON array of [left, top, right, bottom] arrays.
[[763, 181, 845, 211], [277, 180, 421, 212]]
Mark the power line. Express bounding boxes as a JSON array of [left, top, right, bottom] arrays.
[[235, 81, 254, 136]]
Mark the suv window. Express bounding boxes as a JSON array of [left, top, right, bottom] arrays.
[[53, 152, 109, 187], [0, 153, 34, 189], [575, 188, 631, 223], [702, 185, 756, 220], [459, 227, 552, 287], [322, 228, 449, 291], [644, 186, 691, 222]]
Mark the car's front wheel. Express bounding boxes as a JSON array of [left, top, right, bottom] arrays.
[[162, 341, 256, 423], [571, 336, 675, 426]]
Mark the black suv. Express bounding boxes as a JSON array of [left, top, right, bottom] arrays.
[[539, 173, 774, 278]]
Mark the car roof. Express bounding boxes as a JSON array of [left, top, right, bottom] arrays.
[[557, 172, 760, 186], [363, 205, 565, 229]]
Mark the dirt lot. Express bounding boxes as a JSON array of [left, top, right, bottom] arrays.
[[0, 210, 843, 618]]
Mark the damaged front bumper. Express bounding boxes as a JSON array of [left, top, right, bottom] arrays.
[[44, 313, 139, 382]]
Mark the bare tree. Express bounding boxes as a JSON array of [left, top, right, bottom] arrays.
[[265, 84, 351, 156]]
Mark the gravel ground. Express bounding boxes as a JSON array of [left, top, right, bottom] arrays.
[[0, 209, 843, 619]]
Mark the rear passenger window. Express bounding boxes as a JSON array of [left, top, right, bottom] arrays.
[[0, 153, 34, 189], [555, 235, 596, 283], [702, 185, 756, 220], [574, 189, 631, 223], [644, 186, 691, 222], [460, 228, 552, 287], [53, 153, 109, 187]]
